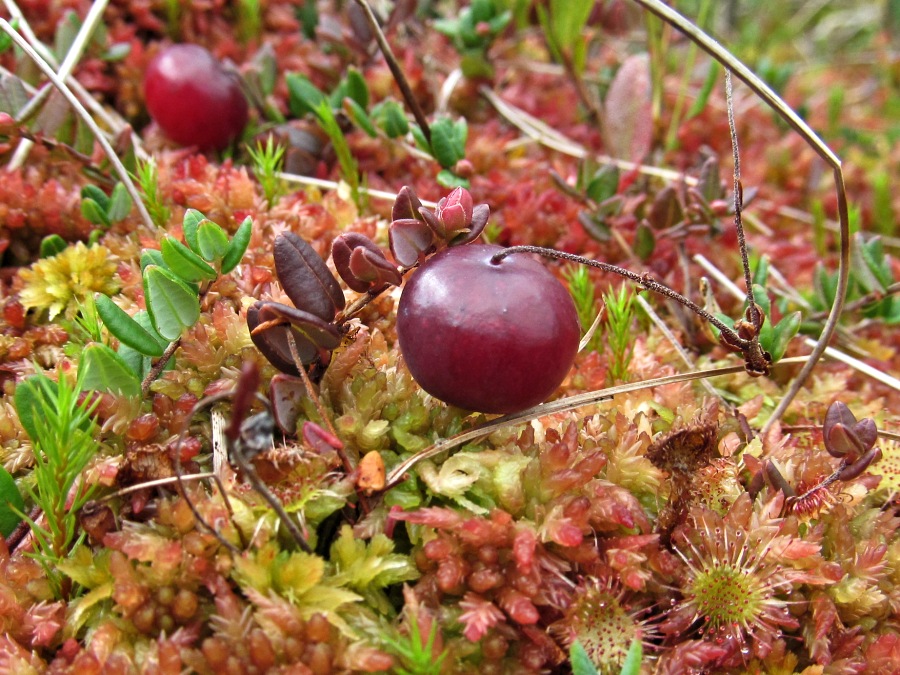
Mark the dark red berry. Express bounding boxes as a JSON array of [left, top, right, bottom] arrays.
[[143, 44, 248, 150], [397, 244, 579, 414]]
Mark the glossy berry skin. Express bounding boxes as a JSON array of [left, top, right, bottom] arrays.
[[397, 244, 580, 414], [144, 44, 248, 150]]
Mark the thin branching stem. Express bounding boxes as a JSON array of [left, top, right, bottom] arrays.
[[725, 70, 758, 323], [491, 245, 748, 347], [350, 0, 431, 144], [627, 0, 850, 433], [0, 19, 156, 231]]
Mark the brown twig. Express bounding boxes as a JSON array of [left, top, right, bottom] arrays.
[[350, 0, 432, 144], [725, 70, 759, 326], [141, 339, 181, 398]]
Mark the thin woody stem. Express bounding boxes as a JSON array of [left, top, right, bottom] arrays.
[[351, 0, 431, 145], [725, 70, 758, 323], [491, 245, 748, 347], [141, 339, 181, 397]]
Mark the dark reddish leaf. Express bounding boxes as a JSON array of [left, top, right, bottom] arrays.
[[389, 218, 434, 267], [823, 401, 877, 459], [836, 447, 883, 481], [648, 185, 683, 230], [226, 362, 261, 442], [332, 232, 401, 292], [418, 205, 446, 239], [248, 301, 340, 374], [302, 421, 344, 454], [269, 373, 306, 434], [349, 247, 402, 288], [274, 232, 345, 321], [391, 185, 424, 222], [452, 203, 490, 246]]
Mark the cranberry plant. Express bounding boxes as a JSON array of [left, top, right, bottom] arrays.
[[87, 209, 252, 398]]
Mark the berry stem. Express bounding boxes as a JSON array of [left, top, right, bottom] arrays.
[[491, 245, 749, 349]]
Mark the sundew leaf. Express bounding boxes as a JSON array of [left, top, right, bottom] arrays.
[[95, 294, 165, 357], [196, 221, 230, 263], [0, 465, 24, 538], [220, 216, 253, 274], [80, 343, 142, 399], [570, 640, 599, 675], [160, 236, 218, 282], [143, 265, 201, 341]]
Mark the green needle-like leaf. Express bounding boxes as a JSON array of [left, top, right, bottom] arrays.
[[0, 465, 24, 538], [143, 265, 201, 341]]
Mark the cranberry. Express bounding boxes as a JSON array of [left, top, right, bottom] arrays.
[[143, 44, 248, 150], [397, 244, 579, 414]]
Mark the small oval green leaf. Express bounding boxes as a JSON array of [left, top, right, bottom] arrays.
[[80, 342, 142, 399], [375, 100, 409, 139], [161, 236, 218, 281], [196, 222, 230, 263], [220, 216, 253, 274], [40, 234, 68, 258], [80, 199, 109, 227], [344, 67, 369, 109], [182, 209, 204, 253], [106, 182, 133, 223], [343, 97, 377, 138], [144, 265, 201, 341], [95, 294, 165, 357], [140, 248, 166, 272], [80, 184, 109, 210]]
